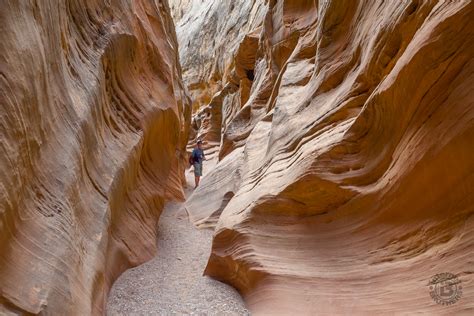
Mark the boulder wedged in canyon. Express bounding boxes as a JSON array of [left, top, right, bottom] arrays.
[[175, 0, 474, 314], [0, 1, 189, 314]]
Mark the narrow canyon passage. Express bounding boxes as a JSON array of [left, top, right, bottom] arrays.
[[1, 1, 473, 314], [106, 163, 248, 315]]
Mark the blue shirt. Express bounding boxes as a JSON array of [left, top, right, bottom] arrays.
[[192, 148, 205, 164]]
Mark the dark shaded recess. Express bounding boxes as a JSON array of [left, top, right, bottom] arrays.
[[246, 69, 254, 81]]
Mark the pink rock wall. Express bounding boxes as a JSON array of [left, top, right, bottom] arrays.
[[0, 1, 190, 314], [177, 0, 474, 314]]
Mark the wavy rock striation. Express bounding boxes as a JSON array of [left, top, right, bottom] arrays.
[[170, 0, 266, 147], [0, 1, 189, 314], [176, 0, 474, 314]]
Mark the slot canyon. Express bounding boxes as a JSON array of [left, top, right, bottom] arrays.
[[1, 0, 473, 315]]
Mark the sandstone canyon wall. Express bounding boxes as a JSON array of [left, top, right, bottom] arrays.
[[0, 1, 189, 314], [170, 0, 267, 148], [174, 0, 474, 314]]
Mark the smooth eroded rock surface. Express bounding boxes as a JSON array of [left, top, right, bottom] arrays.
[[0, 1, 189, 314], [174, 0, 474, 314], [170, 0, 266, 146]]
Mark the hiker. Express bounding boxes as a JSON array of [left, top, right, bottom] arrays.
[[189, 140, 205, 188]]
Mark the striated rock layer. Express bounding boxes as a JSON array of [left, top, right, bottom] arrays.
[[0, 1, 190, 314], [177, 0, 474, 314], [170, 0, 266, 146]]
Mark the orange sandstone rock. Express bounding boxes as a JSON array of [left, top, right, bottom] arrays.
[[170, 0, 266, 147], [0, 0, 190, 314], [179, 0, 474, 314]]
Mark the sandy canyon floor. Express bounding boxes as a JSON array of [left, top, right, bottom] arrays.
[[107, 165, 248, 315]]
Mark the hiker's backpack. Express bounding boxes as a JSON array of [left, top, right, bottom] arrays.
[[188, 152, 195, 165]]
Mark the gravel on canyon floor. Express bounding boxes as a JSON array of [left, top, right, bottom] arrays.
[[107, 169, 249, 315]]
